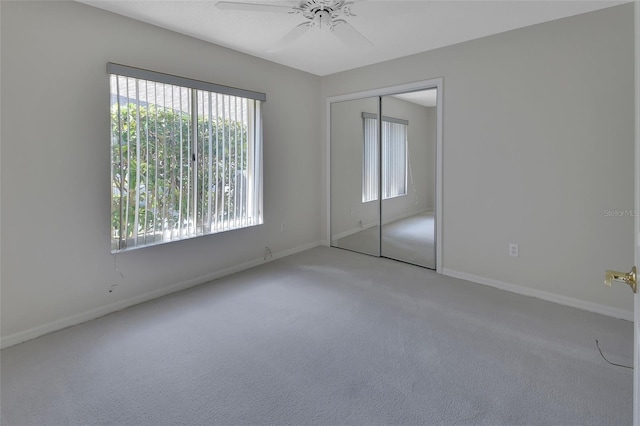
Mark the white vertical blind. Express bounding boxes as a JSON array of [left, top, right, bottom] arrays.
[[362, 113, 408, 202], [109, 70, 264, 252], [362, 116, 379, 202], [382, 120, 407, 199]]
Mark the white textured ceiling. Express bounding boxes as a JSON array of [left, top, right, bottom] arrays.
[[393, 89, 437, 107], [77, 0, 626, 76]]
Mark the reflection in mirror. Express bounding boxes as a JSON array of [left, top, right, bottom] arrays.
[[330, 97, 380, 257], [380, 89, 437, 269]]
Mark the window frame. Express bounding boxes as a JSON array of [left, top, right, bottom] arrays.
[[108, 63, 265, 253]]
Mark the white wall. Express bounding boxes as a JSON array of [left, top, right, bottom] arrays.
[[323, 4, 636, 316], [0, 1, 323, 344]]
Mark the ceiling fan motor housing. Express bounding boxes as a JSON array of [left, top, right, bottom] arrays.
[[295, 0, 354, 29]]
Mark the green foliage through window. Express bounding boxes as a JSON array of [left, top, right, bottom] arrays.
[[110, 75, 262, 252]]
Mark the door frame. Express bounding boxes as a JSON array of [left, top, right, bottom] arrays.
[[633, 2, 639, 424], [326, 78, 444, 273]]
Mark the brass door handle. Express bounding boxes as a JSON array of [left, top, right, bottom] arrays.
[[604, 266, 637, 294]]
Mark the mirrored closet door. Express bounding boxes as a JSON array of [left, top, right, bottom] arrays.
[[330, 88, 438, 270], [380, 91, 437, 268], [330, 96, 380, 257]]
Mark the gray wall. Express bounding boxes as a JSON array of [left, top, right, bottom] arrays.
[[0, 1, 323, 342], [323, 4, 635, 315]]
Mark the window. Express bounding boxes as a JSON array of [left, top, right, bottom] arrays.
[[362, 113, 408, 202], [109, 63, 265, 252]]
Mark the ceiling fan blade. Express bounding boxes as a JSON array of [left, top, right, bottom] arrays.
[[332, 21, 373, 49], [268, 23, 311, 52], [216, 1, 293, 13]]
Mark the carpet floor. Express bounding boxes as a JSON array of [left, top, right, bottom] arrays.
[[0, 246, 633, 425]]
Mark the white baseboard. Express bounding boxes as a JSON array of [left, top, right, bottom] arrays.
[[1, 241, 323, 349], [442, 268, 633, 322]]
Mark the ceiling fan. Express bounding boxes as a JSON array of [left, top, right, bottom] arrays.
[[215, 0, 374, 50]]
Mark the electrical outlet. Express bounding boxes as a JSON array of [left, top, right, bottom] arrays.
[[509, 243, 519, 257]]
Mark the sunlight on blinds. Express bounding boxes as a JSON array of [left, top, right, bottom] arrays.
[[362, 114, 407, 202], [110, 74, 263, 252]]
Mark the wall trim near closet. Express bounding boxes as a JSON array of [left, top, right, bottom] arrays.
[[325, 78, 444, 273]]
